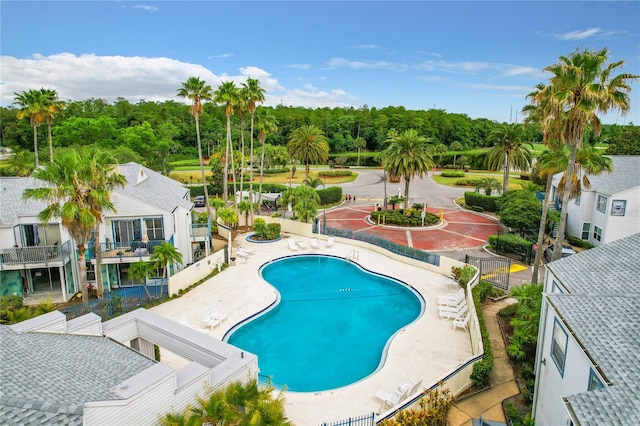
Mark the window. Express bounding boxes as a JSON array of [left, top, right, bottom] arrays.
[[551, 280, 564, 294], [596, 195, 607, 213], [551, 318, 568, 376], [588, 369, 605, 391], [144, 218, 164, 241], [593, 226, 602, 242], [581, 223, 590, 240], [113, 220, 141, 245], [575, 194, 580, 206], [611, 200, 626, 216]]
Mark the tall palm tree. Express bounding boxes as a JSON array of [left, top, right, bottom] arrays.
[[149, 241, 183, 296], [381, 129, 434, 209], [85, 148, 127, 298], [213, 81, 241, 204], [485, 123, 533, 194], [256, 110, 278, 209], [23, 149, 127, 302], [545, 48, 637, 260], [287, 125, 329, 181], [177, 77, 214, 222], [40, 88, 66, 163], [14, 88, 49, 167], [242, 78, 265, 222]]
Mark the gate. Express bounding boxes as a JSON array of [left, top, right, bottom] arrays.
[[465, 255, 511, 291]]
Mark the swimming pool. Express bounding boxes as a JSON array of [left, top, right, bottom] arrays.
[[226, 255, 423, 392]]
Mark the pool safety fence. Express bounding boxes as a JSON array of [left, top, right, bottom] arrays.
[[62, 284, 169, 320], [318, 412, 375, 426], [318, 225, 440, 267]]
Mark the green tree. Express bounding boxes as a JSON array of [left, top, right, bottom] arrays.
[[507, 284, 543, 361], [449, 141, 464, 168], [40, 88, 66, 163], [23, 149, 126, 302], [256, 110, 278, 208], [149, 241, 183, 296], [13, 88, 49, 167], [485, 123, 533, 194], [605, 126, 640, 155], [287, 125, 330, 181], [213, 81, 241, 204], [475, 177, 501, 196], [546, 48, 638, 260], [496, 190, 542, 234], [381, 129, 434, 209], [6, 150, 35, 177], [354, 136, 366, 166], [177, 77, 214, 224], [128, 261, 151, 285], [243, 78, 266, 222]]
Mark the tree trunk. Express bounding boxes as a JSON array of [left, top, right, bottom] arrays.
[[195, 115, 214, 254], [78, 245, 89, 303], [47, 121, 54, 163], [503, 153, 511, 194], [258, 139, 266, 211], [404, 177, 411, 209], [553, 144, 578, 260], [223, 115, 231, 203], [33, 124, 39, 167], [249, 113, 256, 225], [531, 172, 553, 283]]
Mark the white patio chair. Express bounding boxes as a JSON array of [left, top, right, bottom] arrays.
[[453, 312, 471, 332], [296, 240, 308, 250], [438, 288, 465, 307], [201, 309, 221, 330], [288, 240, 300, 251], [179, 316, 208, 333], [325, 236, 335, 248], [374, 386, 408, 412], [310, 238, 321, 249], [439, 302, 468, 320]]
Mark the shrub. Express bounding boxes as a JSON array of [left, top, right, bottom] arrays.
[[441, 170, 465, 177], [317, 170, 353, 177], [316, 186, 342, 205], [489, 233, 531, 257], [454, 178, 482, 187], [464, 192, 498, 212], [567, 235, 595, 249], [470, 205, 484, 212], [470, 283, 493, 388]]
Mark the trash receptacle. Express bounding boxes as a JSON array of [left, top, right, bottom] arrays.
[[230, 256, 236, 266]]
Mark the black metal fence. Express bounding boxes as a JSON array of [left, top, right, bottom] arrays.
[[318, 412, 375, 426], [466, 255, 511, 291], [62, 284, 168, 320], [318, 225, 440, 267]]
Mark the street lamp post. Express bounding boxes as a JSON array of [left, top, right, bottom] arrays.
[[383, 168, 388, 210]]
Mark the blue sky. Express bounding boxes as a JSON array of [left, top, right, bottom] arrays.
[[2, 1, 639, 124]]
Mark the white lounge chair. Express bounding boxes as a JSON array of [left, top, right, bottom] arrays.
[[439, 302, 468, 320], [237, 247, 255, 255], [208, 305, 227, 322], [296, 240, 308, 250], [201, 309, 221, 330], [288, 240, 300, 251], [453, 312, 471, 331], [234, 250, 249, 261], [310, 238, 320, 249], [438, 288, 465, 307], [178, 316, 208, 333], [325, 236, 335, 248], [374, 386, 408, 411]]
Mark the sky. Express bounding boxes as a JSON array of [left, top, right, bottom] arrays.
[[1, 1, 639, 124]]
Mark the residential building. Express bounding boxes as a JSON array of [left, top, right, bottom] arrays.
[[532, 233, 640, 425], [0, 163, 207, 303], [0, 308, 257, 425], [551, 155, 640, 246]]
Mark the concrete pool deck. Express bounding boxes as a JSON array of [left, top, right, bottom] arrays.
[[150, 233, 474, 425]]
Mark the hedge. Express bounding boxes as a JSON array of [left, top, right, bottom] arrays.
[[318, 170, 353, 177], [464, 192, 498, 212], [470, 280, 494, 388], [488, 233, 531, 256], [441, 170, 466, 178], [316, 186, 342, 205]]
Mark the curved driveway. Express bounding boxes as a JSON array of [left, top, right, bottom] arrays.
[[326, 168, 506, 252]]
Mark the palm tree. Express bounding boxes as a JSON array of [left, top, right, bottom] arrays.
[[40, 88, 66, 163], [149, 241, 183, 296], [128, 261, 151, 286], [177, 77, 214, 223], [242, 78, 266, 222], [288, 185, 321, 223], [85, 148, 127, 298], [7, 150, 35, 176], [475, 177, 501, 196], [213, 81, 241, 204], [287, 125, 329, 181], [256, 110, 278, 209], [485, 123, 533, 194], [545, 48, 638, 260], [449, 141, 464, 168], [355, 136, 366, 166], [381, 129, 434, 209], [13, 88, 49, 167], [23, 149, 127, 302]]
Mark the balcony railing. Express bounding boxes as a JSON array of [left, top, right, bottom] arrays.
[[191, 223, 210, 238], [0, 241, 72, 268], [95, 240, 166, 260]]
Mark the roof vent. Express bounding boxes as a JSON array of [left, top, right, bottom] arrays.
[[136, 167, 149, 185]]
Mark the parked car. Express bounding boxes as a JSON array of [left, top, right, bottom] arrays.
[[544, 244, 576, 262], [193, 196, 206, 207]]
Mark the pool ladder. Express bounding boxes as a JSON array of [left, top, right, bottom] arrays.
[[345, 249, 359, 262]]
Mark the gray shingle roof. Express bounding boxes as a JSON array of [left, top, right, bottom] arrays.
[[115, 163, 192, 212], [546, 233, 640, 295], [582, 155, 640, 196], [0, 177, 50, 227], [546, 233, 640, 424], [0, 326, 156, 425]]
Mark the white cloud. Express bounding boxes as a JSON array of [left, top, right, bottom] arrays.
[[326, 57, 396, 70], [350, 44, 382, 50], [288, 64, 311, 70], [133, 5, 158, 12], [555, 28, 601, 41]]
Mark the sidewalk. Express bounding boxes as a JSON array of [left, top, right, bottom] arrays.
[[447, 298, 520, 425]]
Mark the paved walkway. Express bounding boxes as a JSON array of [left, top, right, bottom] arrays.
[[448, 298, 520, 425]]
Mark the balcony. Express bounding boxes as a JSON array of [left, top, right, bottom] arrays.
[[95, 239, 166, 260], [191, 223, 210, 238], [0, 241, 72, 270]]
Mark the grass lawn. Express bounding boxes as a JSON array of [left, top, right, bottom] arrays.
[[168, 169, 358, 186], [433, 170, 535, 191]]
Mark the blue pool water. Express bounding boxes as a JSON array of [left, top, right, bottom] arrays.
[[226, 255, 423, 392]]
